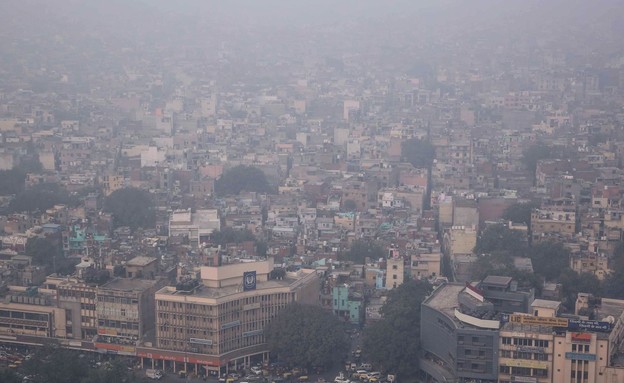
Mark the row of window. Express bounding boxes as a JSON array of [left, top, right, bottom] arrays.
[[501, 337, 550, 347], [97, 296, 138, 305], [500, 350, 548, 361], [499, 366, 548, 377]]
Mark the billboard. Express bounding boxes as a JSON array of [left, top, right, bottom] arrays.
[[565, 352, 596, 361], [568, 319, 611, 332], [509, 314, 569, 327], [243, 271, 257, 291]]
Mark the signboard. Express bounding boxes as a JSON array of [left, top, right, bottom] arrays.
[[137, 351, 219, 366], [242, 330, 263, 337], [565, 352, 596, 361], [220, 320, 241, 330], [568, 319, 611, 332], [500, 359, 548, 369], [94, 342, 136, 355], [189, 338, 213, 345], [511, 376, 537, 383], [243, 271, 257, 291], [570, 332, 592, 342], [509, 314, 569, 327], [517, 346, 545, 354], [97, 328, 118, 336]]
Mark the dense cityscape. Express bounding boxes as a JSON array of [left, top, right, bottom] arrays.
[[1, 1, 624, 382]]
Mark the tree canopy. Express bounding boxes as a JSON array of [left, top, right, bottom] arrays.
[[264, 303, 349, 369], [215, 165, 274, 196], [502, 201, 539, 226], [342, 240, 386, 264], [401, 138, 435, 169], [25, 236, 77, 275], [103, 187, 155, 231], [521, 142, 553, 176], [8, 183, 73, 213], [211, 227, 256, 245], [0, 168, 27, 196], [528, 242, 571, 282], [363, 279, 431, 378], [22, 346, 139, 383], [474, 224, 527, 257]]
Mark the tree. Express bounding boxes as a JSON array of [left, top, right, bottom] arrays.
[[22, 345, 139, 383], [474, 224, 527, 257], [559, 269, 602, 311], [521, 142, 552, 177], [211, 227, 256, 245], [25, 236, 72, 274], [8, 183, 72, 213], [502, 202, 539, 226], [103, 187, 155, 231], [363, 279, 431, 378], [342, 199, 357, 212], [529, 242, 571, 281], [342, 240, 386, 264], [215, 165, 274, 196], [0, 370, 21, 383], [401, 138, 435, 169], [0, 168, 26, 195], [265, 303, 349, 369]]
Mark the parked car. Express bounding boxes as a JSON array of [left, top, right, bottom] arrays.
[[251, 366, 263, 375]]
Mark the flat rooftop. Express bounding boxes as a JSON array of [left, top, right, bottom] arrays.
[[127, 256, 157, 267], [157, 275, 310, 300], [482, 275, 513, 287], [424, 283, 465, 319], [531, 299, 561, 310], [100, 278, 159, 292]]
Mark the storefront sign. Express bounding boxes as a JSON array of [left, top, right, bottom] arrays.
[[509, 314, 569, 327], [568, 319, 611, 332], [565, 352, 596, 361]]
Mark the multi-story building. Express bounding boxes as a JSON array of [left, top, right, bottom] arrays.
[[141, 258, 319, 376], [410, 252, 441, 280], [56, 277, 98, 340], [420, 283, 501, 383], [0, 287, 67, 340], [385, 247, 404, 290], [95, 278, 165, 355]]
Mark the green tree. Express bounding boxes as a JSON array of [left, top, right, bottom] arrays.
[[25, 237, 68, 273], [529, 242, 571, 281], [0, 168, 26, 195], [521, 142, 552, 176], [8, 183, 72, 213], [603, 242, 624, 299], [401, 138, 435, 169], [211, 227, 256, 245], [342, 199, 357, 212], [103, 187, 155, 231], [474, 224, 527, 257], [342, 240, 386, 264], [215, 165, 274, 196], [559, 269, 602, 311], [363, 279, 431, 378], [265, 303, 349, 369], [502, 202, 539, 225], [0, 370, 21, 383]]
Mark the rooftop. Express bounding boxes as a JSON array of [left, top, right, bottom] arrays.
[[482, 275, 513, 287], [126, 256, 157, 267], [100, 278, 159, 292], [531, 299, 561, 311], [157, 275, 308, 300]]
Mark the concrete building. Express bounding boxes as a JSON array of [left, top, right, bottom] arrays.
[[420, 283, 501, 383], [55, 277, 98, 340], [142, 259, 319, 376], [332, 284, 363, 326], [169, 209, 221, 248], [410, 252, 442, 280], [95, 278, 165, 355], [0, 288, 67, 339], [385, 247, 404, 290]]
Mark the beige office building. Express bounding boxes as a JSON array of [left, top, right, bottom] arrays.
[[140, 258, 319, 376]]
